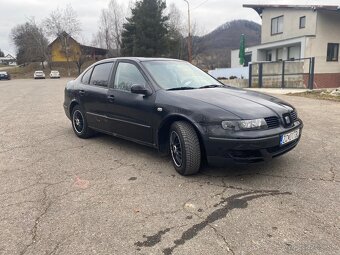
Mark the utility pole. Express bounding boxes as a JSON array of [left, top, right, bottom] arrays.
[[183, 0, 192, 63]]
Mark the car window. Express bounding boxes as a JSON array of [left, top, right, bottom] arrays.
[[90, 63, 114, 87], [114, 62, 146, 92], [81, 68, 92, 85]]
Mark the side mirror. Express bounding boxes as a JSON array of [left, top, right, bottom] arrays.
[[131, 84, 152, 96]]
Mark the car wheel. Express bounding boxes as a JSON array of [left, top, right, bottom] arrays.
[[71, 105, 93, 138], [169, 121, 201, 175]]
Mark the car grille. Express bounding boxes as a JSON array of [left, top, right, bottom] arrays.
[[290, 111, 298, 121], [265, 116, 280, 129]]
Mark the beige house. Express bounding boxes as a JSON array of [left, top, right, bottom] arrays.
[[231, 5, 340, 88]]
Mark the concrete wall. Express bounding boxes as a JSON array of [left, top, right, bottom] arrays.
[[261, 8, 317, 44], [219, 79, 249, 88], [250, 61, 306, 88], [305, 11, 340, 74], [209, 67, 249, 79]]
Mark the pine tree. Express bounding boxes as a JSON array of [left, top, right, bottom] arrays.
[[121, 0, 169, 57]]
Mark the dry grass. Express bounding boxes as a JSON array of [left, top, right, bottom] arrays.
[[287, 90, 340, 102], [3, 61, 95, 79]]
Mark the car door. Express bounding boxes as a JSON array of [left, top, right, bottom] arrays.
[[77, 62, 114, 132], [106, 61, 156, 145]]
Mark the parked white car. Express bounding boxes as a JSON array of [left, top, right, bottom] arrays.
[[50, 70, 60, 79], [34, 71, 46, 79]]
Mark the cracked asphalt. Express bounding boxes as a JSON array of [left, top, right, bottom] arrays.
[[0, 78, 339, 255]]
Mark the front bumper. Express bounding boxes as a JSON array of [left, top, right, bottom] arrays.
[[205, 122, 303, 166]]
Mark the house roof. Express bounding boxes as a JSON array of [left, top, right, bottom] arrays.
[[244, 4, 340, 15], [48, 31, 107, 55]]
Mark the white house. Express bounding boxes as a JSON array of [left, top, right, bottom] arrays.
[[231, 4, 340, 88], [0, 54, 17, 66]]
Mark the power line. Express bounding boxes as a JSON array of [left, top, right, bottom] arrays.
[[192, 0, 209, 10]]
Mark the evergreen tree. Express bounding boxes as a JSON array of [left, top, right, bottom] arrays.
[[0, 49, 4, 57], [121, 0, 169, 57]]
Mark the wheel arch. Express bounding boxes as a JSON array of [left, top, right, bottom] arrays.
[[69, 100, 80, 117], [157, 114, 207, 159]]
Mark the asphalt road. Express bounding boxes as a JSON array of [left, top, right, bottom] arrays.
[[0, 78, 339, 255]]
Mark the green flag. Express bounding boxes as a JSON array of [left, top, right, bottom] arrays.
[[239, 34, 245, 66]]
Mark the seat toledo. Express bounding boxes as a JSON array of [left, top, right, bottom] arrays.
[[63, 58, 303, 175]]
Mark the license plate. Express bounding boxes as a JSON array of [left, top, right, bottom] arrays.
[[280, 129, 300, 146]]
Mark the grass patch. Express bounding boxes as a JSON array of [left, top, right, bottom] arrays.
[[2, 61, 95, 79], [287, 90, 340, 102]]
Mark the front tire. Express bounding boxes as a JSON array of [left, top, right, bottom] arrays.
[[71, 105, 93, 138], [169, 121, 201, 175]]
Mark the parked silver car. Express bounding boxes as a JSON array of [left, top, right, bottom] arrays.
[[50, 70, 60, 79], [34, 71, 45, 79]]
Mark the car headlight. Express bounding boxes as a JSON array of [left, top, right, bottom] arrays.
[[222, 118, 267, 131]]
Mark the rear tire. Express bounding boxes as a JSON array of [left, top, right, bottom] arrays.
[[71, 105, 93, 139], [169, 121, 201, 175]]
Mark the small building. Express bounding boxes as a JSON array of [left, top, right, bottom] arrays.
[[49, 32, 108, 62], [0, 54, 17, 66], [231, 5, 340, 88]]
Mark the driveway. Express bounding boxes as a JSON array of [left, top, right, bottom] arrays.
[[0, 78, 339, 255]]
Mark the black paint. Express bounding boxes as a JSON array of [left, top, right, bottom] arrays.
[[134, 189, 291, 254], [135, 228, 171, 248]]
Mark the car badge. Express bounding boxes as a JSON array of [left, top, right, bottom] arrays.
[[157, 107, 163, 112]]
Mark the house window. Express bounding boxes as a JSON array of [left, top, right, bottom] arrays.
[[271, 16, 284, 35], [299, 16, 306, 29], [327, 43, 339, 62]]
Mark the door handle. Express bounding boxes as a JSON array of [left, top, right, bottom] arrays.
[[79, 90, 85, 96], [107, 95, 115, 102]]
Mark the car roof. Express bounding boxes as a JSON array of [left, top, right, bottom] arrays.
[[95, 57, 185, 65]]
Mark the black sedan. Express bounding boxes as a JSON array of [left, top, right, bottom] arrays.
[[0, 71, 10, 80], [63, 58, 303, 175]]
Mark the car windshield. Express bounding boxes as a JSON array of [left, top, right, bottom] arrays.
[[142, 60, 221, 90]]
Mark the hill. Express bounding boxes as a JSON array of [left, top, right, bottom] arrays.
[[194, 20, 261, 68]]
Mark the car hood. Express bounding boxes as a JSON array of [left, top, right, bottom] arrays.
[[168, 87, 294, 119]]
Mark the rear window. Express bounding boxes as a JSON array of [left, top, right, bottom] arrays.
[[90, 62, 114, 87], [81, 68, 93, 85]]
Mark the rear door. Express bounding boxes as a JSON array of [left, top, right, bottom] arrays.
[[77, 62, 114, 132]]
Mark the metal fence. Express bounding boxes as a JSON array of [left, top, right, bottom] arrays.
[[248, 57, 315, 89]]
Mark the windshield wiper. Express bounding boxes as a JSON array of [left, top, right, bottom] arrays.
[[198, 84, 223, 89], [167, 86, 197, 91]]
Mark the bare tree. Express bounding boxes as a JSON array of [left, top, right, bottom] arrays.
[[167, 3, 185, 58], [185, 21, 207, 61], [108, 0, 125, 56], [11, 18, 49, 67], [95, 0, 126, 57], [44, 4, 81, 76], [99, 9, 113, 52]]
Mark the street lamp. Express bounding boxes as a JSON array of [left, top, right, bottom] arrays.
[[183, 0, 192, 63]]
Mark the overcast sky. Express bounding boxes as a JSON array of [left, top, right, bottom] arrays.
[[1, 0, 340, 55]]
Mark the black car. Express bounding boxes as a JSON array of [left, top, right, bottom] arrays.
[[0, 71, 10, 80], [63, 58, 303, 175]]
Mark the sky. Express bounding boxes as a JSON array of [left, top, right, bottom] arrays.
[[1, 0, 340, 56]]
